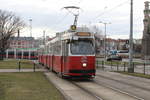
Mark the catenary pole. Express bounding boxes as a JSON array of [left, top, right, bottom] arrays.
[[128, 0, 134, 73], [99, 21, 111, 62]]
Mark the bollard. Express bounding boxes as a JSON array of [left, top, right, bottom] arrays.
[[97, 60, 99, 68], [111, 61, 113, 71], [18, 61, 21, 71], [144, 63, 145, 75], [124, 62, 126, 72], [133, 62, 135, 73], [102, 61, 104, 70], [102, 60, 103, 70], [117, 62, 119, 71], [133, 62, 135, 67], [33, 63, 36, 72]]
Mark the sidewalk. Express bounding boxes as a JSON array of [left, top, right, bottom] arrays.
[[45, 72, 97, 100]]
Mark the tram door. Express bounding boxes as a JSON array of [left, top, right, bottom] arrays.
[[62, 41, 68, 74]]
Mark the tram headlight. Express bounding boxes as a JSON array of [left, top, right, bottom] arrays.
[[82, 63, 87, 67]]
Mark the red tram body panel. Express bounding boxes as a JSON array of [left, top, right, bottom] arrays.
[[62, 56, 95, 76]]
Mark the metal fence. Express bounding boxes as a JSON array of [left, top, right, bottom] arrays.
[[17, 60, 40, 72], [96, 60, 150, 75]]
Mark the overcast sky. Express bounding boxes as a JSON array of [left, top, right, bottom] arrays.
[[0, 0, 148, 39]]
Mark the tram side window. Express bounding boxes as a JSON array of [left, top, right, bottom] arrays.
[[62, 41, 68, 56], [51, 41, 61, 55], [44, 46, 47, 54], [49, 46, 51, 54], [62, 42, 65, 56], [57, 45, 61, 55], [46, 46, 48, 54], [53, 46, 56, 55], [53, 45, 61, 55], [45, 46, 48, 54], [65, 44, 69, 56], [38, 49, 42, 55], [49, 45, 51, 54], [50, 46, 53, 54]]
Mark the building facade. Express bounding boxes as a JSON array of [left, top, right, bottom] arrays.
[[6, 37, 38, 59]]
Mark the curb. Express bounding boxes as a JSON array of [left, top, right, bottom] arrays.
[[44, 72, 72, 100]]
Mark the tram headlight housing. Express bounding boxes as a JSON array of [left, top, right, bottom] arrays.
[[82, 63, 87, 67]]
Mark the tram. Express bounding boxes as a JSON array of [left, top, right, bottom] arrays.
[[38, 6, 96, 78], [38, 26, 96, 78]]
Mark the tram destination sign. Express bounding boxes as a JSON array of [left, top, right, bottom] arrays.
[[76, 32, 91, 36]]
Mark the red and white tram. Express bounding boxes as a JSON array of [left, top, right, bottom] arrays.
[[38, 27, 96, 78]]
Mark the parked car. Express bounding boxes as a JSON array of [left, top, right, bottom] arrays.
[[106, 55, 122, 61], [117, 50, 129, 58]]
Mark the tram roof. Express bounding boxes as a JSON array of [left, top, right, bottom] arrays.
[[47, 27, 94, 44]]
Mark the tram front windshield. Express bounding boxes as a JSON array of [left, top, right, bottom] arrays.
[[70, 40, 94, 55]]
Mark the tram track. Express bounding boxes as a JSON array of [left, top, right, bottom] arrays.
[[45, 66, 147, 100], [96, 70, 150, 84], [93, 79, 144, 100], [69, 79, 140, 100], [70, 80, 104, 100], [96, 74, 150, 92]]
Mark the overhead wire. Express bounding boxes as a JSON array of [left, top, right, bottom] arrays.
[[55, 13, 69, 25], [46, 0, 84, 32], [77, 0, 84, 5], [52, 0, 83, 30], [50, 12, 69, 30], [39, 0, 71, 34], [91, 0, 130, 21]]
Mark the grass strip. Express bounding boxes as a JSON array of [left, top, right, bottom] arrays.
[[116, 71, 150, 79], [96, 60, 143, 67], [0, 72, 64, 100], [0, 59, 34, 69]]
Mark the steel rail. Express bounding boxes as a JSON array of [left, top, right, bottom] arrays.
[[95, 74, 145, 100], [70, 80, 104, 100]]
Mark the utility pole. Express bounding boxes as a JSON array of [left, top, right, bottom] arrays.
[[128, 0, 134, 73], [29, 19, 32, 37], [99, 21, 111, 61]]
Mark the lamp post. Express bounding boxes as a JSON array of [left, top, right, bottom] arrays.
[[99, 21, 111, 61], [128, 0, 134, 73], [29, 19, 32, 37]]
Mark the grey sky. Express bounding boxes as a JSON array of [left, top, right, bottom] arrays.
[[0, 0, 147, 39]]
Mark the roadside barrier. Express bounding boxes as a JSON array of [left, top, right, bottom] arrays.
[[18, 61, 21, 71], [96, 60, 150, 76], [17, 60, 37, 72], [33, 62, 36, 72]]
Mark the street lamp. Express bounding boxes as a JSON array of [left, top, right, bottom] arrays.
[[99, 21, 111, 62], [29, 19, 32, 37]]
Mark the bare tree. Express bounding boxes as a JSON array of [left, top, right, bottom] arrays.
[[0, 9, 25, 60]]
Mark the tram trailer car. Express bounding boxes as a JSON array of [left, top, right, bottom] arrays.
[[38, 28, 96, 78]]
